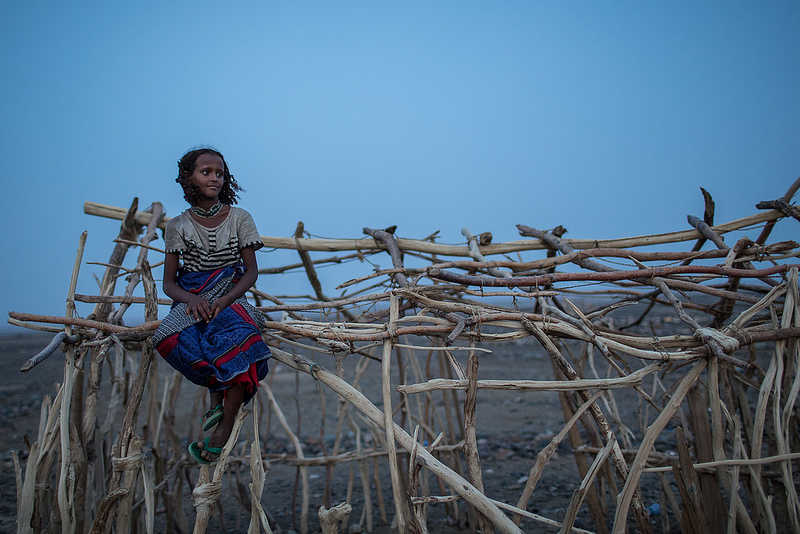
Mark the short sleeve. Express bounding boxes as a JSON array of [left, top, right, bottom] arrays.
[[236, 209, 264, 251], [164, 217, 187, 254]]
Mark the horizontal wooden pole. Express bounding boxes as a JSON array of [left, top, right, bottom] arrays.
[[397, 363, 660, 394], [7, 312, 160, 335], [74, 294, 173, 306], [428, 263, 794, 287], [84, 200, 785, 257]]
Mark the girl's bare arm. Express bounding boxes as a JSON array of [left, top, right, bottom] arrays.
[[210, 245, 259, 318], [163, 252, 214, 322]]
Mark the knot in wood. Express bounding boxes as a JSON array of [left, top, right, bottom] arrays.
[[695, 327, 740, 354], [191, 480, 223, 510], [318, 337, 350, 353], [112, 451, 145, 472], [386, 324, 398, 340]]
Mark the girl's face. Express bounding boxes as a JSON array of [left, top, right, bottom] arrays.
[[188, 153, 225, 204]]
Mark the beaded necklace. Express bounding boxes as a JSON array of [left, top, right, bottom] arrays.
[[190, 202, 223, 218]]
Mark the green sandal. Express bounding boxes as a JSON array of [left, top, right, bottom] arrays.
[[188, 437, 223, 464], [201, 403, 224, 431]]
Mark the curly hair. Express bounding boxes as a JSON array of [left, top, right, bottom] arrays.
[[176, 147, 243, 206]]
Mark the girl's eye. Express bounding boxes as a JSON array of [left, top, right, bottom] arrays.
[[217, 172, 224, 178], [203, 170, 210, 175]]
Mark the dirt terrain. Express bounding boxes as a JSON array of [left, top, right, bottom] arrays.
[[0, 328, 666, 533]]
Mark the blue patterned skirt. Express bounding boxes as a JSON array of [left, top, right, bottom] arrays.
[[153, 264, 270, 403]]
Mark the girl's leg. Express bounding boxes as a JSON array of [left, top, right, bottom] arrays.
[[200, 389, 225, 431], [209, 389, 224, 409], [197, 383, 246, 462]]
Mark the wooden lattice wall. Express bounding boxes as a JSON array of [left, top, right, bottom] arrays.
[[9, 180, 800, 534]]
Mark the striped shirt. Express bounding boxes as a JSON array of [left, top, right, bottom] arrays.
[[164, 207, 263, 272]]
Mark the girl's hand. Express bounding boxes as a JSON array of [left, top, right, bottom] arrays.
[[210, 294, 234, 319], [185, 295, 213, 322]]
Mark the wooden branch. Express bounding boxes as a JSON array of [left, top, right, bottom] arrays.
[[109, 202, 165, 324], [560, 436, 616, 533], [90, 198, 142, 323], [756, 199, 800, 223], [463, 342, 492, 533], [687, 214, 727, 249], [680, 187, 716, 266], [523, 318, 652, 533], [427, 263, 794, 287], [113, 238, 165, 253], [74, 294, 173, 306], [513, 390, 605, 525], [191, 408, 248, 533], [652, 278, 733, 363], [397, 363, 660, 394], [57, 230, 87, 534], [264, 384, 310, 533], [295, 221, 330, 302], [672, 426, 708, 534], [364, 227, 410, 287], [463, 227, 510, 279], [8, 312, 160, 335], [516, 224, 615, 273], [11, 194, 798, 533], [613, 362, 706, 533], [248, 398, 274, 534], [688, 214, 779, 293], [659, 277, 767, 306], [85, 201, 785, 256], [756, 176, 800, 243], [269, 346, 524, 534], [20, 332, 81, 372], [258, 251, 372, 275], [318, 502, 353, 534], [643, 452, 800, 473], [294, 221, 357, 322], [426, 243, 796, 273], [380, 295, 409, 532], [108, 261, 158, 529]]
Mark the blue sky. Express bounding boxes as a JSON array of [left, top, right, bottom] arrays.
[[2, 2, 799, 331]]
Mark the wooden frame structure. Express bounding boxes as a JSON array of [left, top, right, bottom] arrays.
[[9, 180, 800, 534]]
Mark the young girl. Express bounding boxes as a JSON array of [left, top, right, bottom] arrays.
[[153, 147, 271, 464]]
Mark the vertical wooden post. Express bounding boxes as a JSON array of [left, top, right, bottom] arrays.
[[463, 341, 492, 533], [382, 293, 409, 532], [57, 230, 87, 534]]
